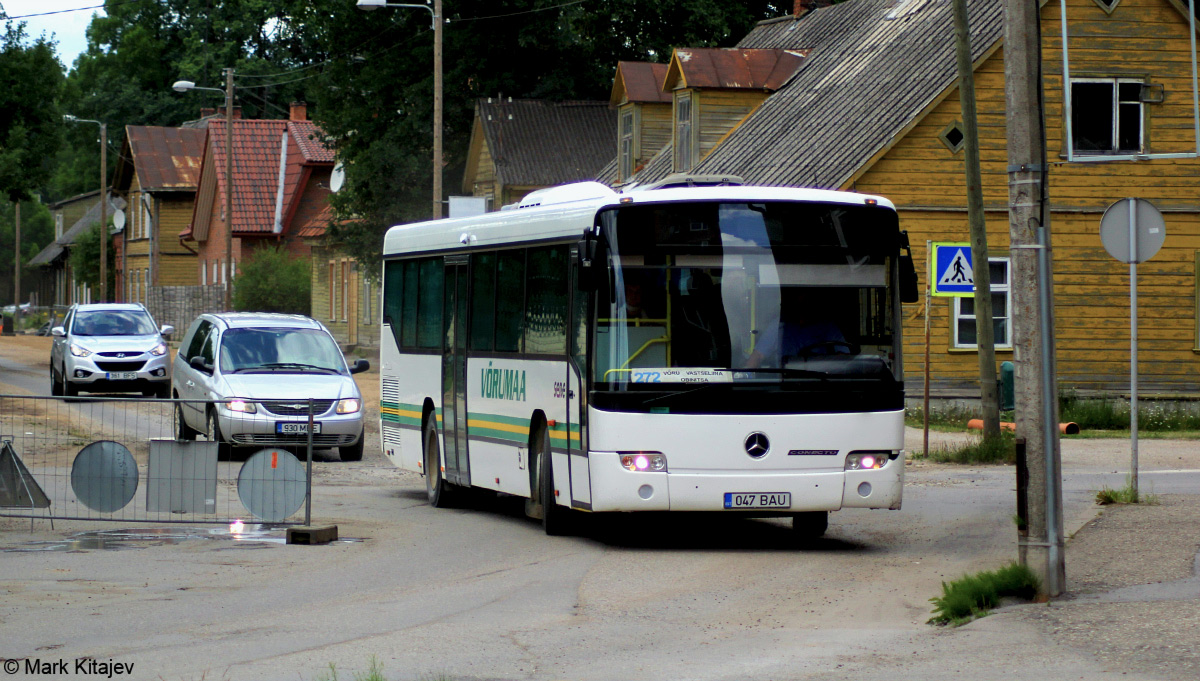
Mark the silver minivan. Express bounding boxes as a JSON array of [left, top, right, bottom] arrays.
[[172, 312, 370, 461]]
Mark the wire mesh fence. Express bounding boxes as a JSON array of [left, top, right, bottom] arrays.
[[0, 395, 318, 525]]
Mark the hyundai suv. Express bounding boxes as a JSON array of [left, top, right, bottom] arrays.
[[50, 303, 174, 397], [171, 312, 370, 461]]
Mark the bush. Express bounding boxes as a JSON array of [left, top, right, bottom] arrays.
[[926, 432, 1016, 465], [233, 247, 311, 315], [1059, 390, 1200, 431]]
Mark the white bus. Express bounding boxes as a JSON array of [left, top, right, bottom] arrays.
[[379, 178, 918, 538]]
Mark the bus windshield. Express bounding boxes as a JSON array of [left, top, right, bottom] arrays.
[[593, 201, 900, 392]]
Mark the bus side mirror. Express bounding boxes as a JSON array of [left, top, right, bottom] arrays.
[[576, 230, 605, 291], [898, 231, 919, 303]]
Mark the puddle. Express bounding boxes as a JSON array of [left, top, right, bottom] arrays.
[[4, 525, 363, 552]]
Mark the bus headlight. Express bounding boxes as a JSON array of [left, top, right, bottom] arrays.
[[620, 452, 667, 472], [845, 451, 892, 470]]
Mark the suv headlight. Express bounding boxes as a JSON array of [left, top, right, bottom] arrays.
[[225, 399, 257, 414], [150, 342, 167, 356], [336, 398, 361, 414], [69, 343, 92, 358]]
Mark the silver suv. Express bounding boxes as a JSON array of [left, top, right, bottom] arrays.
[[50, 303, 174, 397], [171, 312, 370, 461]]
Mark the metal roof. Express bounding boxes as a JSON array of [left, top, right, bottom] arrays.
[[122, 126, 207, 191], [691, 0, 1004, 188], [610, 61, 672, 105], [477, 98, 617, 188], [28, 193, 125, 266], [664, 48, 807, 91]]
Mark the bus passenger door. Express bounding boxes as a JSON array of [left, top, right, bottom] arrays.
[[567, 251, 592, 509], [442, 257, 471, 486]]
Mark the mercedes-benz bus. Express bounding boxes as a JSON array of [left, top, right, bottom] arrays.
[[379, 177, 917, 538]]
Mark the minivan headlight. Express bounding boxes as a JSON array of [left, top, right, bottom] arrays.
[[150, 342, 167, 356], [225, 399, 257, 414], [336, 398, 361, 414], [69, 343, 92, 358]]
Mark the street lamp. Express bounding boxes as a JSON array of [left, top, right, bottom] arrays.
[[357, 0, 444, 219], [63, 114, 108, 303], [173, 70, 236, 309]]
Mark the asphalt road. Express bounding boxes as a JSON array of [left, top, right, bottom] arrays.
[[2, 344, 1198, 680]]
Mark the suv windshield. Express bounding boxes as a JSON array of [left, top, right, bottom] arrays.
[[218, 327, 346, 374], [72, 310, 158, 336]]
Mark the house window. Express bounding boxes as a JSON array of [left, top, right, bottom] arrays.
[[1071, 78, 1144, 154], [142, 269, 149, 305], [939, 121, 965, 153], [1091, 0, 1120, 13], [362, 275, 373, 326], [619, 109, 634, 181], [341, 261, 350, 322], [213, 260, 219, 285], [201, 260, 207, 285], [675, 92, 694, 171], [953, 258, 1011, 348], [328, 261, 337, 320]]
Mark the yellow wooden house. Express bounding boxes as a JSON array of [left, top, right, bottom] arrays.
[[620, 0, 1200, 396], [112, 126, 205, 305]]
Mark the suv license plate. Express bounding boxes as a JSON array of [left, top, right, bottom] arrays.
[[106, 372, 138, 380], [724, 492, 792, 509], [277, 422, 322, 435]]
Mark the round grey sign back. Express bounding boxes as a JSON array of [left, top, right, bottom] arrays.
[[1100, 198, 1166, 264], [238, 448, 306, 522], [71, 441, 138, 513]]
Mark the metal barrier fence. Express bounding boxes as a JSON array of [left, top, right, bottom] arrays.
[[0, 395, 319, 525]]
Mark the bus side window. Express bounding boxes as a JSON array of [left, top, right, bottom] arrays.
[[401, 260, 419, 347], [416, 258, 444, 348], [383, 260, 404, 349], [526, 246, 568, 355], [496, 250, 526, 352], [470, 253, 497, 351]]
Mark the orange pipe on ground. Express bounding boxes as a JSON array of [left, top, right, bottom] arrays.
[[967, 419, 1080, 435]]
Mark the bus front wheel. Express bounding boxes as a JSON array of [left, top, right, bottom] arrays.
[[792, 511, 828, 541], [424, 418, 453, 507], [531, 424, 570, 536]]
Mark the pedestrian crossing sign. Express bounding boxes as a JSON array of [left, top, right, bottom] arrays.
[[931, 242, 975, 297]]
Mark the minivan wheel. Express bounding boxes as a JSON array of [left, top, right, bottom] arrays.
[[206, 409, 232, 460], [176, 401, 198, 441]]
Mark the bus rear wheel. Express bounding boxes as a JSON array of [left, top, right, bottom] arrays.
[[424, 417, 453, 507], [792, 511, 828, 541]]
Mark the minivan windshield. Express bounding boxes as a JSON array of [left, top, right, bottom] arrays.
[[218, 328, 347, 374], [72, 310, 158, 336]]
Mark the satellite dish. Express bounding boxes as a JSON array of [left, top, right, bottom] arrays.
[[329, 162, 346, 193], [112, 209, 126, 230]]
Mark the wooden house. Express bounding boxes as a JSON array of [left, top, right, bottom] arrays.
[[112, 125, 206, 305], [610, 62, 673, 183], [619, 0, 1200, 397], [462, 98, 617, 209], [28, 190, 123, 306]]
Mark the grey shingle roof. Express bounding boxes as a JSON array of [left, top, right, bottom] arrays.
[[28, 194, 125, 267], [692, 0, 1004, 188], [477, 98, 618, 187]]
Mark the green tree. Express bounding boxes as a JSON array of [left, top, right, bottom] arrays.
[[0, 199, 55, 304], [0, 18, 64, 202], [67, 221, 116, 293], [233, 247, 311, 315]]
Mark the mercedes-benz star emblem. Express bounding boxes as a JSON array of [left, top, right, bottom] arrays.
[[744, 432, 770, 458]]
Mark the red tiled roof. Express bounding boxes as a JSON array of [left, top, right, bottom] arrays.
[[665, 48, 807, 92], [199, 119, 335, 236], [288, 121, 336, 163], [125, 126, 207, 190]]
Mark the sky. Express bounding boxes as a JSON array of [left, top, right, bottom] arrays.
[[2, 0, 104, 70]]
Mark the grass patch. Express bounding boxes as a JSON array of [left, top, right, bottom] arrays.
[[922, 432, 1016, 465], [314, 658, 387, 681], [1095, 478, 1160, 505], [1060, 391, 1200, 431], [929, 563, 1040, 626], [905, 405, 981, 431]]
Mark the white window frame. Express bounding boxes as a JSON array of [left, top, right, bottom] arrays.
[[1069, 77, 1144, 155], [952, 257, 1012, 349], [675, 92, 694, 172], [619, 109, 634, 181]]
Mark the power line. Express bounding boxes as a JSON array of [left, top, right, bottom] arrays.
[[450, 0, 588, 23], [2, 0, 152, 20]]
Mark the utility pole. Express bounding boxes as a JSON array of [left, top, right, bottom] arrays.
[[13, 201, 20, 316], [953, 0, 1000, 437], [1004, 0, 1065, 596], [225, 67, 235, 310], [99, 122, 108, 302], [433, 0, 444, 219]]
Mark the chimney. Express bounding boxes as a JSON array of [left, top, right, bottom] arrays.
[[290, 101, 308, 122], [200, 107, 216, 118], [794, 0, 832, 15]]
